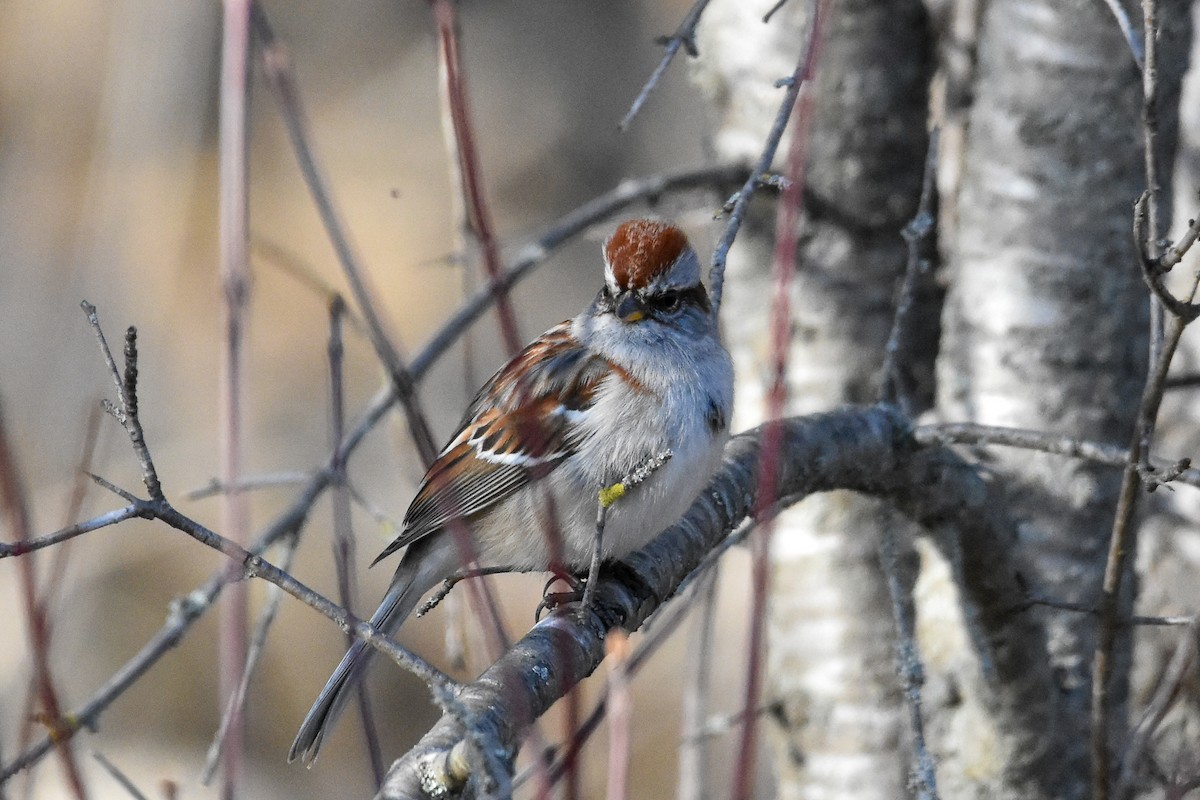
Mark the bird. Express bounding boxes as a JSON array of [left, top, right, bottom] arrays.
[[289, 218, 734, 764]]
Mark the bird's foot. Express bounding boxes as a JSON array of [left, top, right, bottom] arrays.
[[535, 572, 587, 621]]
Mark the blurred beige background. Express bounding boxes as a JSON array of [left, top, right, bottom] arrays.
[[0, 1, 767, 798]]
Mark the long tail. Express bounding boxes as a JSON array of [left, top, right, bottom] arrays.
[[288, 537, 455, 765]]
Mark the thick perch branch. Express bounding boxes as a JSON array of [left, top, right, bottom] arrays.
[[379, 406, 1067, 799]]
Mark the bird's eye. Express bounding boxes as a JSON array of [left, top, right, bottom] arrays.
[[652, 290, 681, 313]]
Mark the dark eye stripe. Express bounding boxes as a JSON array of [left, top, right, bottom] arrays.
[[649, 285, 709, 315]]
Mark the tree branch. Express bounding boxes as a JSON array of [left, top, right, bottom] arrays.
[[378, 406, 1066, 799]]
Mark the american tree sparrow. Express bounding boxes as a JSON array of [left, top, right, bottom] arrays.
[[290, 218, 734, 764]]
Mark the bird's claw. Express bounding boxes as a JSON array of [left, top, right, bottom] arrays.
[[535, 574, 587, 621]]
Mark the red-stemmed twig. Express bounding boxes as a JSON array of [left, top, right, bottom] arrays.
[[216, 0, 253, 794], [618, 0, 713, 131], [15, 406, 103, 797], [603, 631, 632, 800], [0, 402, 88, 799], [731, 3, 826, 795], [429, 0, 522, 358]]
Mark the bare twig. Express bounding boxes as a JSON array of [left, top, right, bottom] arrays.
[[762, 0, 792, 22], [216, 1, 253, 792], [732, 4, 825, 794], [677, 564, 720, 800], [881, 127, 940, 413], [1095, 296, 1195, 800], [604, 631, 633, 800], [91, 752, 149, 800], [201, 534, 300, 785], [709, 0, 826, 317], [0, 402, 88, 798], [1094, 0, 1200, 779], [1135, 195, 1200, 322], [1158, 212, 1200, 271], [326, 298, 384, 785], [913, 422, 1200, 489], [1, 164, 739, 783], [185, 472, 311, 500], [879, 516, 939, 800], [250, 2, 440, 467], [1164, 372, 1200, 389], [618, 0, 713, 131], [429, 0, 522, 357], [80, 304, 162, 501], [1117, 621, 1200, 798], [1017, 596, 1196, 627], [0, 506, 142, 558]]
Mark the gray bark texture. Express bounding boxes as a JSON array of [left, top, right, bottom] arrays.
[[938, 0, 1189, 795], [693, 0, 935, 796]]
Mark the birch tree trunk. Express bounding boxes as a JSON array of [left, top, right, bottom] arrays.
[[936, 0, 1189, 796], [695, 1, 933, 796]]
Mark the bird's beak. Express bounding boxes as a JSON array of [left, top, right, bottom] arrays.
[[615, 292, 647, 323]]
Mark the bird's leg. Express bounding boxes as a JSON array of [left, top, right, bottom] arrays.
[[536, 572, 588, 620], [579, 449, 675, 619]]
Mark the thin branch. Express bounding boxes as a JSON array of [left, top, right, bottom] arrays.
[[1158, 211, 1200, 271], [0, 401, 88, 798], [604, 631, 633, 800], [1164, 372, 1200, 389], [914, 421, 1200, 489], [216, 0, 252, 790], [0, 506, 142, 558], [201, 534, 301, 785], [185, 472, 311, 501], [1095, 309, 1193, 799], [709, 2, 826, 317], [677, 564, 720, 800], [879, 515, 939, 800], [250, 1, 441, 466], [429, 0, 522, 357], [1135, 194, 1200, 321], [881, 127, 940, 413], [1117, 620, 1200, 798], [1017, 596, 1196, 627], [732, 3, 824, 792], [91, 752, 149, 800], [80, 304, 162, 500], [326, 298, 384, 786], [762, 0, 792, 23], [618, 0, 713, 131]]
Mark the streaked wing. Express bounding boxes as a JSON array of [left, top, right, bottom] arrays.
[[372, 322, 609, 565]]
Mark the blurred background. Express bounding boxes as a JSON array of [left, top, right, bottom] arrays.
[[0, 1, 762, 797]]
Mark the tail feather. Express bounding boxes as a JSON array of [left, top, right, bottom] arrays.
[[288, 539, 455, 765]]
